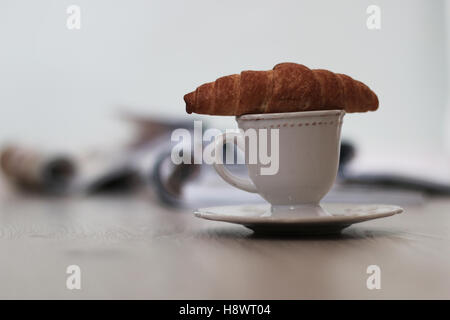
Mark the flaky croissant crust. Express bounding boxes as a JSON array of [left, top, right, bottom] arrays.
[[184, 63, 378, 115]]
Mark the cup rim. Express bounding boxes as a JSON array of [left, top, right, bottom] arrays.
[[237, 109, 345, 121]]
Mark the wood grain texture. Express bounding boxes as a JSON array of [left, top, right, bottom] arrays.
[[0, 191, 449, 299]]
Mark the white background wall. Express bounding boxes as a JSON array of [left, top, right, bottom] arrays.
[[445, 0, 450, 151], [0, 0, 448, 154]]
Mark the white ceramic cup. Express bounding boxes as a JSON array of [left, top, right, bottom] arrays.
[[212, 110, 345, 216]]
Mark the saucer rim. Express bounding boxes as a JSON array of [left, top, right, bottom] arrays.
[[194, 203, 404, 225]]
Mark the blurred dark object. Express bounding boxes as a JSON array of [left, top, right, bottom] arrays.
[[338, 141, 355, 175], [152, 152, 200, 206], [338, 141, 450, 196], [151, 136, 248, 207], [0, 145, 76, 194], [85, 166, 142, 194]]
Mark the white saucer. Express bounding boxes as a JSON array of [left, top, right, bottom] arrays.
[[194, 203, 404, 235]]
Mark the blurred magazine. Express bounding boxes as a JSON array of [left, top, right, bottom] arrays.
[[152, 153, 426, 209]]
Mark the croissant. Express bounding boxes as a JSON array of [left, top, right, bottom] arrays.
[[184, 63, 378, 115]]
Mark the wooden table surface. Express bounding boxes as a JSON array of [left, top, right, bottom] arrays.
[[0, 189, 449, 299]]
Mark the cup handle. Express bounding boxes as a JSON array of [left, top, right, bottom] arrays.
[[212, 132, 258, 193]]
